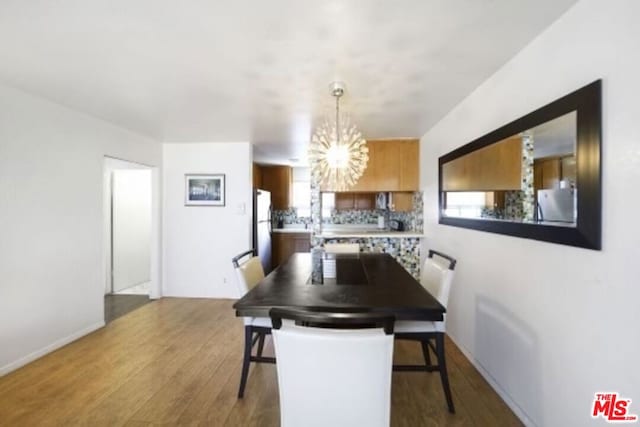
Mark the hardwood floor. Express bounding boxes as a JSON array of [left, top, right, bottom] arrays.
[[104, 294, 151, 323], [0, 298, 522, 426]]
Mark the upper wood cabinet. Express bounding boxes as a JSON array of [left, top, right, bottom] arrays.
[[534, 155, 576, 192], [322, 139, 419, 192], [399, 140, 419, 191], [442, 136, 522, 191], [391, 192, 413, 212], [335, 193, 376, 210], [335, 192, 354, 210], [534, 157, 560, 191], [252, 163, 262, 189], [371, 140, 400, 191], [260, 165, 292, 210]]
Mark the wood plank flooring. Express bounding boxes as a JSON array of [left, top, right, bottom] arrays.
[[104, 294, 151, 323], [0, 298, 523, 426]]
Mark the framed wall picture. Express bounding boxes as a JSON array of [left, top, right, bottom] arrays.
[[185, 174, 225, 206]]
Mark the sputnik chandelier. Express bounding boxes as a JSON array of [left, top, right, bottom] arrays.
[[308, 82, 369, 191]]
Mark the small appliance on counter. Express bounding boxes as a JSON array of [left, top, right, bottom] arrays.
[[388, 219, 405, 231], [375, 192, 389, 210], [377, 215, 385, 229]]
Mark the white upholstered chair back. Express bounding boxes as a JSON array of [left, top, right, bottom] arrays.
[[272, 323, 393, 427], [233, 253, 266, 326], [323, 243, 360, 254], [420, 257, 454, 308], [419, 251, 456, 332], [234, 256, 265, 296]]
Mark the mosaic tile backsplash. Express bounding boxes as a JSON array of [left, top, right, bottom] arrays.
[[320, 236, 421, 279], [280, 179, 424, 277], [272, 208, 310, 226], [273, 191, 424, 232]]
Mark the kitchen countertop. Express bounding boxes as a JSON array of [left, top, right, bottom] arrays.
[[272, 228, 312, 234], [273, 224, 423, 238], [320, 224, 423, 238], [318, 231, 424, 238]]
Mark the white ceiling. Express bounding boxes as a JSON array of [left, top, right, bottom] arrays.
[[532, 111, 576, 159], [0, 0, 577, 164]]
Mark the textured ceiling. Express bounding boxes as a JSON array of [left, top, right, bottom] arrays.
[[0, 0, 578, 164]]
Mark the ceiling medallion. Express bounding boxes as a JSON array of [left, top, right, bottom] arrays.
[[309, 82, 369, 191]]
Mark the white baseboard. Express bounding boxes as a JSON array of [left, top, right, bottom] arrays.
[[446, 332, 536, 427], [0, 321, 105, 377]]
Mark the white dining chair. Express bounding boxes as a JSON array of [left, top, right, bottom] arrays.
[[232, 249, 274, 398], [323, 242, 360, 254], [394, 249, 457, 413], [270, 308, 395, 427]]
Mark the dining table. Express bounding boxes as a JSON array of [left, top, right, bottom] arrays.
[[233, 251, 445, 321]]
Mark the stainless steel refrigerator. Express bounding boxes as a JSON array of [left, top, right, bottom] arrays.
[[253, 189, 272, 274], [536, 188, 576, 223]]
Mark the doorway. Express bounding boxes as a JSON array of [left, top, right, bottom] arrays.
[[103, 157, 153, 323]]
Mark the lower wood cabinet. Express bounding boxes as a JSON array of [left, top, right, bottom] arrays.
[[272, 232, 311, 269]]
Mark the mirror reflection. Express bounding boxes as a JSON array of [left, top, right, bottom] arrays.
[[442, 111, 577, 227]]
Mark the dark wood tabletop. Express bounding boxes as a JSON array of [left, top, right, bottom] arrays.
[[233, 252, 445, 321]]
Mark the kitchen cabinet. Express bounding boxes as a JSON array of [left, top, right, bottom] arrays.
[[347, 144, 377, 192], [261, 165, 292, 210], [335, 193, 376, 210], [534, 154, 576, 192], [371, 140, 400, 191], [534, 157, 560, 191], [252, 163, 262, 189], [322, 139, 420, 192], [399, 141, 419, 191], [272, 232, 311, 269], [391, 192, 414, 212], [442, 136, 522, 191]]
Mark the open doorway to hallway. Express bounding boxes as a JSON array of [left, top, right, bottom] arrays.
[[103, 157, 153, 323]]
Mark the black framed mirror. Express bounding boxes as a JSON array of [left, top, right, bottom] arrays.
[[438, 80, 601, 250]]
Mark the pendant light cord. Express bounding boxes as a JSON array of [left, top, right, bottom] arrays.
[[335, 92, 340, 144]]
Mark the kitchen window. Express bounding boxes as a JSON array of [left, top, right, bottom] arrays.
[[291, 167, 311, 218], [444, 192, 486, 219], [321, 192, 335, 218]]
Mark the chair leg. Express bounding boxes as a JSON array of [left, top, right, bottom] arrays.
[[434, 333, 455, 413], [257, 333, 266, 357], [238, 326, 253, 398], [420, 339, 432, 369]]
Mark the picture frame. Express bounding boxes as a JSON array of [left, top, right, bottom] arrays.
[[185, 174, 225, 206]]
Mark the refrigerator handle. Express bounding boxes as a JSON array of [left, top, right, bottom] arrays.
[[536, 201, 544, 222], [268, 205, 272, 233]]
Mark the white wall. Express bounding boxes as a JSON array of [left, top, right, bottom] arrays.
[[0, 84, 161, 375], [112, 169, 152, 292], [420, 1, 640, 425], [162, 143, 252, 298]]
